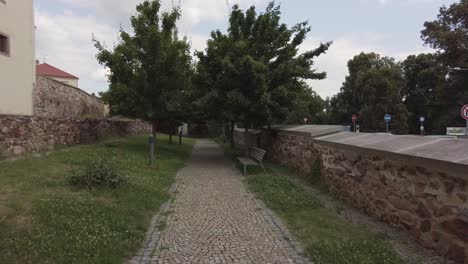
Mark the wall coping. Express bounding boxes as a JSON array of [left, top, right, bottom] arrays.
[[0, 114, 145, 123], [314, 132, 468, 179], [235, 125, 346, 137], [37, 75, 104, 103]]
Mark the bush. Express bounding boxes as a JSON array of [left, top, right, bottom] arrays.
[[68, 159, 126, 189]]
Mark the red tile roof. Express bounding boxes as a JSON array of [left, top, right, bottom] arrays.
[[36, 63, 79, 79]]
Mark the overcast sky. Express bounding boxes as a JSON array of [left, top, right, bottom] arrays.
[[35, 0, 458, 98]]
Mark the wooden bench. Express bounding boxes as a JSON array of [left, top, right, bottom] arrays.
[[238, 147, 267, 176]]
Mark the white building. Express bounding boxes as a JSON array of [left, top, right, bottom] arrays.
[[0, 0, 36, 116]]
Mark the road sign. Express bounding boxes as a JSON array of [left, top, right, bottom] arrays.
[[447, 127, 466, 136], [461, 105, 468, 120], [352, 114, 357, 123], [419, 117, 425, 136], [384, 114, 391, 123]]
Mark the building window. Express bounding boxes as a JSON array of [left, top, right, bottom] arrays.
[[0, 34, 9, 56]]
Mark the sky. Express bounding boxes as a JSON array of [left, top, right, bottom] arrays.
[[34, 0, 459, 98]]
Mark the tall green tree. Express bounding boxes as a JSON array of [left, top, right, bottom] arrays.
[[401, 54, 448, 134], [284, 83, 324, 124], [330, 52, 409, 133], [421, 0, 468, 130], [195, 2, 331, 146], [94, 0, 192, 165]]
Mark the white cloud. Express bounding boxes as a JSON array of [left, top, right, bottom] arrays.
[[36, 0, 267, 94], [37, 0, 435, 98], [58, 0, 264, 34], [91, 68, 110, 82]]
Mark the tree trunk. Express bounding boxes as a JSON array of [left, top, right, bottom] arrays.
[[222, 123, 227, 143], [230, 121, 235, 148], [179, 128, 182, 145], [150, 121, 157, 166]]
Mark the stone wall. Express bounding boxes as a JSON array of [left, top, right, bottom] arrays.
[[317, 143, 467, 263], [233, 128, 263, 148], [233, 128, 468, 263], [33, 75, 107, 119], [0, 114, 151, 158], [259, 132, 320, 176]]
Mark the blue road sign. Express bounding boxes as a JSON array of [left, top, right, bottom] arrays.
[[384, 114, 391, 123]]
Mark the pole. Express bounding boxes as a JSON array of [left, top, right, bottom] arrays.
[[386, 122, 389, 133], [420, 122, 424, 136], [466, 119, 468, 138], [179, 129, 182, 145], [353, 122, 356, 132], [149, 135, 155, 166]]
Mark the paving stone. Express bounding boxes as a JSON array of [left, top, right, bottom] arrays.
[[140, 140, 312, 264]]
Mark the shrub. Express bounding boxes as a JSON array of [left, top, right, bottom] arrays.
[[68, 159, 126, 189]]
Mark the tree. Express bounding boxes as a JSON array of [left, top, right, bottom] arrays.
[[195, 2, 331, 146], [401, 54, 448, 134], [94, 0, 192, 165], [421, 0, 468, 130], [284, 83, 324, 124], [330, 53, 409, 133]]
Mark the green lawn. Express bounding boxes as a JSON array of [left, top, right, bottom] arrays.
[[0, 134, 194, 264], [221, 143, 402, 264]]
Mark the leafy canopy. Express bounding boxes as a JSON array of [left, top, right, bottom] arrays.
[[94, 0, 192, 129], [329, 52, 409, 133], [421, 0, 468, 129], [195, 2, 331, 128]]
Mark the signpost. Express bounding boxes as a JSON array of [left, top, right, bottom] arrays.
[[352, 114, 357, 132], [462, 104, 468, 137], [384, 113, 391, 133], [419, 116, 425, 136]]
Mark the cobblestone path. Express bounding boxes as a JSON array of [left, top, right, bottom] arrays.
[[148, 140, 311, 264]]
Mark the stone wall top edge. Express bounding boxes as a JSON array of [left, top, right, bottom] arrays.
[[37, 75, 103, 103], [0, 114, 146, 124], [314, 140, 468, 180]]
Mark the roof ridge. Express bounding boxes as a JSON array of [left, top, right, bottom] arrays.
[[36, 63, 79, 79]]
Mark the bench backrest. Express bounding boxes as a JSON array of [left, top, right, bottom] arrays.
[[249, 147, 266, 162]]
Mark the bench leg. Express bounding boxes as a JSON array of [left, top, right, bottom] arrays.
[[260, 162, 267, 174]]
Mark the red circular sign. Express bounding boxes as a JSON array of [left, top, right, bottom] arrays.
[[462, 105, 468, 120], [352, 114, 357, 122]]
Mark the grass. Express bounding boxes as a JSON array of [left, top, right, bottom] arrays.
[[0, 134, 194, 264], [220, 142, 402, 264]]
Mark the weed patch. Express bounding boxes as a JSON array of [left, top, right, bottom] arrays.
[[68, 159, 126, 189]]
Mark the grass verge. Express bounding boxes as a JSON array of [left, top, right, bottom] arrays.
[[220, 142, 402, 264], [0, 134, 194, 264]]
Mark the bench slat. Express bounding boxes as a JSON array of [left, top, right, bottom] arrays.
[[238, 157, 258, 165], [249, 147, 266, 161]]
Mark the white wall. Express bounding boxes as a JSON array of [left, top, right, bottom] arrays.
[[49, 76, 78, 88], [0, 0, 35, 116]]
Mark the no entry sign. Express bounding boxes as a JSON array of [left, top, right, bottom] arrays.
[[461, 105, 468, 120], [352, 114, 357, 122]]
